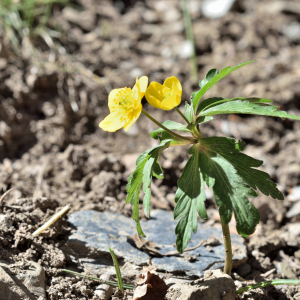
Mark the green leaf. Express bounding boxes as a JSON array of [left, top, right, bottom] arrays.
[[200, 137, 283, 200], [174, 146, 207, 253], [185, 101, 194, 123], [199, 68, 218, 88], [199, 98, 300, 121], [196, 97, 224, 115], [192, 60, 254, 110], [126, 141, 170, 235], [195, 116, 214, 124], [109, 248, 123, 292], [150, 120, 190, 140], [198, 136, 284, 237]]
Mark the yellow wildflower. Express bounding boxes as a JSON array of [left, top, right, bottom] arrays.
[[145, 76, 182, 110], [99, 76, 148, 132]]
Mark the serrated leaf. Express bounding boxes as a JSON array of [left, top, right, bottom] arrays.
[[200, 137, 283, 200], [198, 146, 260, 237], [174, 146, 207, 253], [185, 101, 194, 123], [198, 98, 300, 121], [197, 136, 284, 237], [126, 141, 170, 235], [192, 60, 254, 110], [150, 120, 190, 140], [199, 68, 218, 88]]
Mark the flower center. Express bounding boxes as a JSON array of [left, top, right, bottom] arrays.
[[163, 90, 171, 100], [157, 86, 172, 101], [117, 88, 135, 111]]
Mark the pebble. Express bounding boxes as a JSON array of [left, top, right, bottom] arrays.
[[236, 263, 252, 277], [201, 0, 237, 19], [284, 23, 300, 41], [286, 201, 300, 218], [287, 186, 300, 202]]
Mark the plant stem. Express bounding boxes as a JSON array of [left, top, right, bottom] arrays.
[[221, 220, 232, 276], [236, 279, 300, 295], [142, 109, 196, 143], [182, 0, 198, 85], [32, 204, 70, 237], [63, 269, 136, 290], [174, 107, 189, 124]]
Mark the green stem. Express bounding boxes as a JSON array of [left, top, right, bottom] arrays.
[[182, 0, 198, 85], [221, 220, 232, 276], [236, 279, 300, 295], [63, 269, 135, 290], [174, 107, 189, 124], [191, 126, 202, 139], [142, 110, 196, 143]]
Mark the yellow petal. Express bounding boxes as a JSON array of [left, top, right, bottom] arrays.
[[131, 78, 142, 108], [161, 93, 181, 110], [108, 88, 124, 111], [145, 82, 164, 109], [163, 76, 182, 95], [172, 81, 182, 97], [132, 76, 149, 105], [99, 112, 127, 132], [138, 76, 148, 96], [123, 104, 142, 131]]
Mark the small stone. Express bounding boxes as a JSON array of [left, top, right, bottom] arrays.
[[284, 23, 300, 41], [287, 223, 300, 238], [201, 0, 237, 19], [178, 40, 193, 59], [286, 201, 300, 218], [236, 263, 252, 277], [142, 10, 158, 23], [288, 186, 300, 202], [163, 8, 181, 23]]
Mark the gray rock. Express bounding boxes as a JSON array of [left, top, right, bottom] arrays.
[[165, 270, 235, 300], [67, 210, 247, 277], [0, 261, 46, 300]]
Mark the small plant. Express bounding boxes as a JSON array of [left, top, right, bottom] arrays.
[[0, 0, 68, 52], [109, 247, 124, 293], [99, 61, 300, 282]]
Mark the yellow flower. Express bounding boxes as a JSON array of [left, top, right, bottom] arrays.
[[99, 76, 148, 132], [145, 76, 182, 110]]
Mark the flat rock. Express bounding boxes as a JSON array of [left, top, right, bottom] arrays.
[[166, 270, 236, 300], [0, 260, 46, 300], [67, 210, 246, 277]]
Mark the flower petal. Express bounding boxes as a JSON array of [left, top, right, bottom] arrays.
[[163, 76, 182, 96], [99, 112, 127, 132], [123, 104, 142, 131], [108, 88, 124, 111], [131, 78, 142, 108], [138, 76, 148, 96], [145, 82, 164, 109], [161, 93, 181, 110]]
